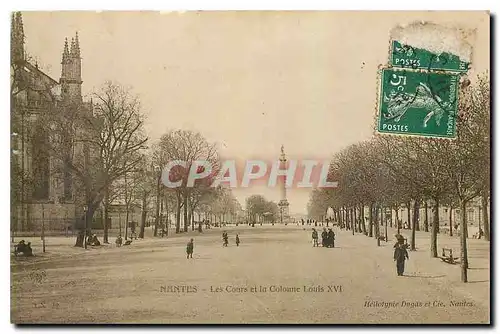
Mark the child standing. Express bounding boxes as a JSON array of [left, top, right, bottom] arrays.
[[186, 238, 194, 259]]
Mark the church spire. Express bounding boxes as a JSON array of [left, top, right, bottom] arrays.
[[70, 32, 80, 58], [16, 12, 24, 41], [11, 11, 25, 63], [70, 37, 76, 56], [61, 32, 82, 102], [62, 38, 69, 63], [74, 32, 80, 57]]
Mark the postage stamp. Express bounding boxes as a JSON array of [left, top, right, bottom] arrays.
[[390, 40, 469, 72], [377, 68, 459, 138]]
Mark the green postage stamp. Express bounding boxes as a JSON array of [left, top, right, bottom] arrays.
[[391, 40, 469, 73], [377, 68, 459, 138]]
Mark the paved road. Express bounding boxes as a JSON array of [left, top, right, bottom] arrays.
[[11, 225, 490, 324]]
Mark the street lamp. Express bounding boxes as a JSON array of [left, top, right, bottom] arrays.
[[83, 205, 88, 249]]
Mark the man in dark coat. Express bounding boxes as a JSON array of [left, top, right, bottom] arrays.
[[327, 228, 335, 248], [393, 237, 409, 276], [321, 228, 328, 247]]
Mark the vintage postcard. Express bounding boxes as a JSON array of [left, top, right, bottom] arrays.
[[10, 11, 490, 324]]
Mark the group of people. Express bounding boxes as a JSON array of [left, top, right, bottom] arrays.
[[311, 228, 336, 248], [14, 240, 33, 257], [300, 218, 336, 228], [222, 231, 240, 247], [185, 231, 243, 259], [86, 234, 101, 246]]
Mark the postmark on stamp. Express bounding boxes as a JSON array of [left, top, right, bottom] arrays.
[[377, 68, 459, 138], [390, 40, 469, 73]]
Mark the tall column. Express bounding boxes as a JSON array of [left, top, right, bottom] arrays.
[[278, 145, 290, 223]]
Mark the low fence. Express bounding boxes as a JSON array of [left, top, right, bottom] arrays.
[[12, 217, 108, 237]]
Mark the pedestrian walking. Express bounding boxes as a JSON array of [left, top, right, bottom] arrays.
[[186, 238, 194, 259], [327, 228, 335, 248], [393, 236, 409, 276], [312, 228, 319, 247], [222, 231, 229, 247], [321, 228, 327, 247], [236, 234, 240, 246]]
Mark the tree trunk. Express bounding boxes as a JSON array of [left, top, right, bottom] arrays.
[[353, 207, 357, 233], [346, 208, 349, 229], [460, 199, 469, 282], [360, 205, 366, 234], [390, 208, 393, 228], [75, 203, 96, 248], [190, 208, 195, 231], [431, 198, 439, 258], [369, 203, 373, 238], [395, 207, 400, 234], [449, 206, 453, 237], [351, 208, 355, 235], [414, 200, 420, 231], [75, 230, 85, 248], [175, 194, 181, 233], [103, 189, 110, 243], [139, 193, 147, 239], [406, 201, 411, 231], [154, 184, 160, 237], [424, 201, 429, 232], [183, 193, 188, 232], [383, 208, 388, 242], [482, 194, 490, 241], [125, 206, 130, 240], [375, 205, 380, 246], [411, 205, 416, 251]]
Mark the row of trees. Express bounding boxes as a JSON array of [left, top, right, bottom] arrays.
[[245, 195, 280, 223], [307, 74, 490, 283], [11, 59, 243, 245]]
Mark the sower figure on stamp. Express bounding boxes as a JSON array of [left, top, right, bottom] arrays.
[[393, 236, 409, 276], [186, 238, 194, 259], [312, 228, 319, 247]]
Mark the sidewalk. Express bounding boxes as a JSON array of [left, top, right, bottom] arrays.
[[354, 225, 490, 309]]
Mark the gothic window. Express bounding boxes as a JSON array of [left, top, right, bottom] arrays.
[[31, 126, 50, 200]]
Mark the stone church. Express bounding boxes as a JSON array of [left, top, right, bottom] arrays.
[[11, 12, 92, 234]]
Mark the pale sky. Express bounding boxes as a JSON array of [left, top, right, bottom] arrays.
[[22, 11, 489, 214]]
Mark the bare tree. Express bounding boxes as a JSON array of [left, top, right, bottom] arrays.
[[41, 81, 147, 247], [155, 130, 219, 233], [444, 74, 490, 282]]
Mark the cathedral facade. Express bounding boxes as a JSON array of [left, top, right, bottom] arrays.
[[11, 12, 91, 233]]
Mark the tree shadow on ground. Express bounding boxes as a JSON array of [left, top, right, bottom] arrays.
[[403, 274, 446, 279], [468, 267, 489, 270]]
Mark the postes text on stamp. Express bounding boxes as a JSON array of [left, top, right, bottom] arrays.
[[391, 40, 469, 73]]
